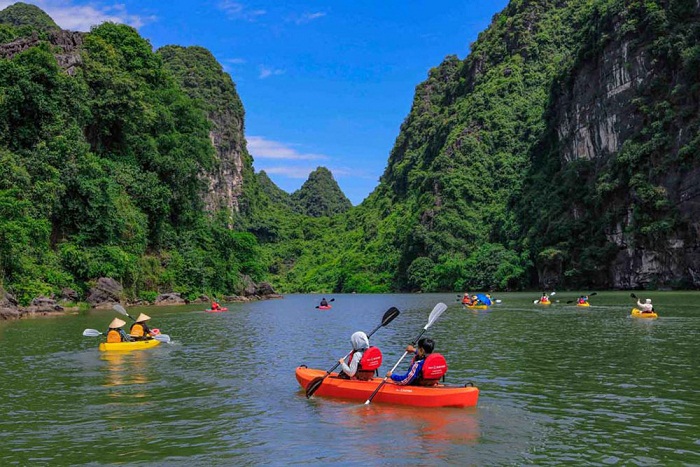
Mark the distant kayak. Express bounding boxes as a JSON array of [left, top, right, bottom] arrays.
[[538, 301, 551, 306], [206, 307, 228, 313], [576, 302, 590, 307], [464, 304, 489, 310], [99, 339, 160, 352], [631, 308, 658, 319], [318, 305, 332, 310]]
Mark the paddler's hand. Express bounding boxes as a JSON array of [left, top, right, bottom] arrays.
[[338, 358, 345, 364], [405, 345, 416, 353], [386, 371, 392, 378]]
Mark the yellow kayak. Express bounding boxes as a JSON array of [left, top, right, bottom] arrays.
[[538, 301, 551, 306], [99, 339, 161, 352], [576, 302, 590, 307], [464, 304, 489, 310], [631, 308, 658, 319]]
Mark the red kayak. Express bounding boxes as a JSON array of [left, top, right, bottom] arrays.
[[296, 366, 479, 408], [318, 305, 332, 310], [205, 307, 228, 313]]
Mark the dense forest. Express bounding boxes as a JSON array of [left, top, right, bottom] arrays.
[[0, 0, 698, 305]]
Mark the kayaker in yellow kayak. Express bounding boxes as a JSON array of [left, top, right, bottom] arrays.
[[386, 338, 447, 387], [636, 297, 655, 314], [577, 295, 589, 305], [106, 318, 132, 343], [539, 293, 551, 304], [338, 331, 383, 381], [129, 313, 155, 340]]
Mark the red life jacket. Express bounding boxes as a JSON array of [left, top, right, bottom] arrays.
[[349, 346, 383, 380], [417, 353, 447, 386]]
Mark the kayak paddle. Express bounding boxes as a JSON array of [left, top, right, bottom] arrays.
[[305, 306, 400, 398], [82, 328, 171, 343], [315, 298, 335, 309], [113, 304, 135, 321], [364, 302, 447, 405], [114, 304, 164, 338]]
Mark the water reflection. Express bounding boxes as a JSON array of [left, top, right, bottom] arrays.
[[100, 350, 150, 391]]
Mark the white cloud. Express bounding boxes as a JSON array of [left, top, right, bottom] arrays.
[[261, 166, 316, 179], [247, 136, 327, 161], [0, 1, 155, 32], [291, 11, 326, 25], [258, 65, 284, 79], [224, 58, 246, 64], [217, 1, 265, 21]]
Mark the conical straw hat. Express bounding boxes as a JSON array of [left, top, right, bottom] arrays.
[[136, 313, 151, 322], [109, 318, 126, 328]]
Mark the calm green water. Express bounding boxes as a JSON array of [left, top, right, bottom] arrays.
[[1, 292, 699, 465]]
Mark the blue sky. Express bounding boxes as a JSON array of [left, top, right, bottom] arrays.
[[1, 0, 509, 205]]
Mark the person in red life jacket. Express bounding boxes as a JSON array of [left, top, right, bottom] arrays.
[[577, 295, 589, 305], [461, 293, 473, 305], [540, 293, 550, 303], [338, 331, 383, 381], [386, 337, 447, 386], [211, 301, 221, 311]]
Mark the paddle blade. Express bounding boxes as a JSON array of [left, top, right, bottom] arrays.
[[154, 334, 171, 343], [495, 299, 502, 304], [590, 292, 598, 296], [112, 304, 128, 316], [305, 376, 325, 398], [425, 302, 447, 330], [551, 292, 556, 296], [330, 298, 335, 302], [533, 300, 539, 304], [381, 307, 400, 326], [566, 300, 574, 304], [82, 329, 103, 337]]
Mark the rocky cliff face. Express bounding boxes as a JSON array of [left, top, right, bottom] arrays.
[[552, 3, 700, 288], [0, 30, 83, 74], [158, 45, 249, 219]]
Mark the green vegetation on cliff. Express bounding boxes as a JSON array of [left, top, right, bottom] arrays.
[[0, 18, 264, 303]]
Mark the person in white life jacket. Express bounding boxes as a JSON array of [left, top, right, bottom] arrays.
[[338, 331, 383, 381], [637, 298, 654, 313]]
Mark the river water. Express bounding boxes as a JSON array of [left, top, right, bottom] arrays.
[[1, 292, 698, 465]]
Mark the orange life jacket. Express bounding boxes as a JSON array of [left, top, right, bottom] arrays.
[[130, 323, 146, 337], [107, 329, 122, 343]]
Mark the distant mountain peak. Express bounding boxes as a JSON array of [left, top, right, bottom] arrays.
[[0, 2, 60, 32], [291, 167, 352, 217]]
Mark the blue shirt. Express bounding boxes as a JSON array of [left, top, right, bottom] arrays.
[[390, 358, 425, 386]]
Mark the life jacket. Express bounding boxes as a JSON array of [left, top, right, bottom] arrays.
[[130, 323, 146, 337], [107, 329, 122, 343], [349, 346, 383, 381], [416, 353, 447, 386], [578, 298, 586, 304]]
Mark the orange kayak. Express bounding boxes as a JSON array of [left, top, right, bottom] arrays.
[[295, 366, 479, 408]]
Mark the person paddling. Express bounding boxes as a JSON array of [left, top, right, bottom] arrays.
[[129, 313, 155, 340], [637, 298, 654, 313], [211, 301, 220, 311], [338, 331, 383, 380], [540, 293, 550, 304], [320, 298, 329, 307], [106, 318, 131, 343], [577, 295, 589, 305], [386, 338, 447, 386]]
